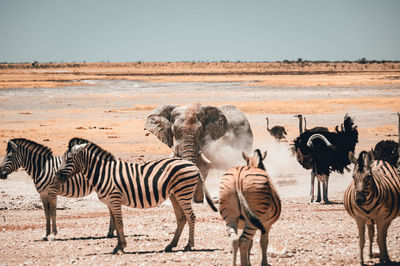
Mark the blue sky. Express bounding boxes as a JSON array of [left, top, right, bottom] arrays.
[[1, 0, 399, 62]]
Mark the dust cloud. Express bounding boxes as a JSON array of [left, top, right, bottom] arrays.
[[204, 140, 352, 200]]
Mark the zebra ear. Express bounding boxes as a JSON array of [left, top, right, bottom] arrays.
[[348, 151, 357, 164], [366, 150, 374, 164], [71, 143, 88, 155], [262, 150, 267, 161], [8, 140, 18, 152]]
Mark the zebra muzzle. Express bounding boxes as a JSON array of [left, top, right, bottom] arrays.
[[0, 171, 8, 179], [355, 192, 366, 206]]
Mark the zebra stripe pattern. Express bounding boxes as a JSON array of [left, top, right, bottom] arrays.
[[55, 137, 217, 254], [344, 151, 400, 264], [219, 149, 281, 266], [0, 138, 114, 240]]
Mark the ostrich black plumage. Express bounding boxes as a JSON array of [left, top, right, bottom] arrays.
[[291, 114, 359, 203], [266, 117, 287, 142], [373, 112, 400, 168]]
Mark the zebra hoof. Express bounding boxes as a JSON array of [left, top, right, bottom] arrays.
[[112, 246, 125, 255], [40, 236, 49, 241], [164, 245, 173, 252], [184, 245, 192, 252]]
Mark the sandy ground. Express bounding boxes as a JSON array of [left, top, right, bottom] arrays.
[[0, 64, 400, 265]]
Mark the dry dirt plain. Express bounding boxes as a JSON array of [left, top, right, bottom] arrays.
[[0, 62, 400, 265]]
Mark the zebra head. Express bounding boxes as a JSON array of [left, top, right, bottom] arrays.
[[0, 140, 21, 179], [242, 149, 267, 170], [56, 143, 88, 183], [349, 151, 374, 206]]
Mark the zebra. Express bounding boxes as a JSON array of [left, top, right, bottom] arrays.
[[55, 137, 217, 254], [344, 150, 400, 265], [0, 138, 115, 240], [218, 149, 281, 266]]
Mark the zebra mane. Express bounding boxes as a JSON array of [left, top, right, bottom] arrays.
[[356, 151, 373, 173], [8, 138, 53, 158], [68, 137, 116, 161]]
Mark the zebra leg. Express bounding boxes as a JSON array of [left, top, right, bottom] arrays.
[[310, 171, 315, 203], [260, 226, 271, 266], [239, 225, 256, 266], [377, 221, 391, 264], [48, 192, 58, 241], [39, 194, 51, 241], [106, 207, 116, 238], [226, 222, 239, 266], [104, 198, 126, 254], [355, 219, 366, 265], [165, 194, 187, 252], [367, 224, 374, 259]]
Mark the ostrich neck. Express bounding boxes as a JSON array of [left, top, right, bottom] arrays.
[[298, 118, 303, 135], [266, 118, 270, 131]]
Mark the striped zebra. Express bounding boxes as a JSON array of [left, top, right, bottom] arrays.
[[219, 149, 281, 266], [344, 151, 400, 265], [55, 137, 217, 254], [0, 138, 115, 240]]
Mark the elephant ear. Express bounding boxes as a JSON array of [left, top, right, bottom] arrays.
[[145, 105, 177, 148], [198, 105, 228, 140]]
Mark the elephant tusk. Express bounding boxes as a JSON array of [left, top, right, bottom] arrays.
[[170, 152, 176, 158], [199, 151, 212, 164]]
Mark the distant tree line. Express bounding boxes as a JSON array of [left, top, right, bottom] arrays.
[[0, 58, 399, 69]]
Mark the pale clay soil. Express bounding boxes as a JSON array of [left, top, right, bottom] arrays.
[[0, 68, 400, 265]]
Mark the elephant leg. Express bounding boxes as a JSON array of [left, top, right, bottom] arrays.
[[194, 161, 209, 203]]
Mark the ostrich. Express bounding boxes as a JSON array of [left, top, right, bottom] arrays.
[[291, 114, 358, 203], [373, 112, 400, 168], [266, 117, 287, 142], [295, 114, 328, 134]]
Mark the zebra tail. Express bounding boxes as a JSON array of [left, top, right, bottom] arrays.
[[198, 173, 218, 212], [237, 189, 266, 234]]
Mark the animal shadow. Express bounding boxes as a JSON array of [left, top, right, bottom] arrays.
[[34, 234, 144, 242], [87, 247, 221, 256]]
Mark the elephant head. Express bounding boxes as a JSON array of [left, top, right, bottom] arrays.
[[145, 103, 253, 202]]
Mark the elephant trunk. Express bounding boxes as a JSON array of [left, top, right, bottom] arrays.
[[176, 139, 208, 203]]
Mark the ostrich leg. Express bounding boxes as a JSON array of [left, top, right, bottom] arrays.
[[310, 170, 316, 203], [316, 180, 322, 203], [322, 175, 330, 204]]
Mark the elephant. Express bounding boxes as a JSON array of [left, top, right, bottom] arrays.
[[145, 103, 253, 202]]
